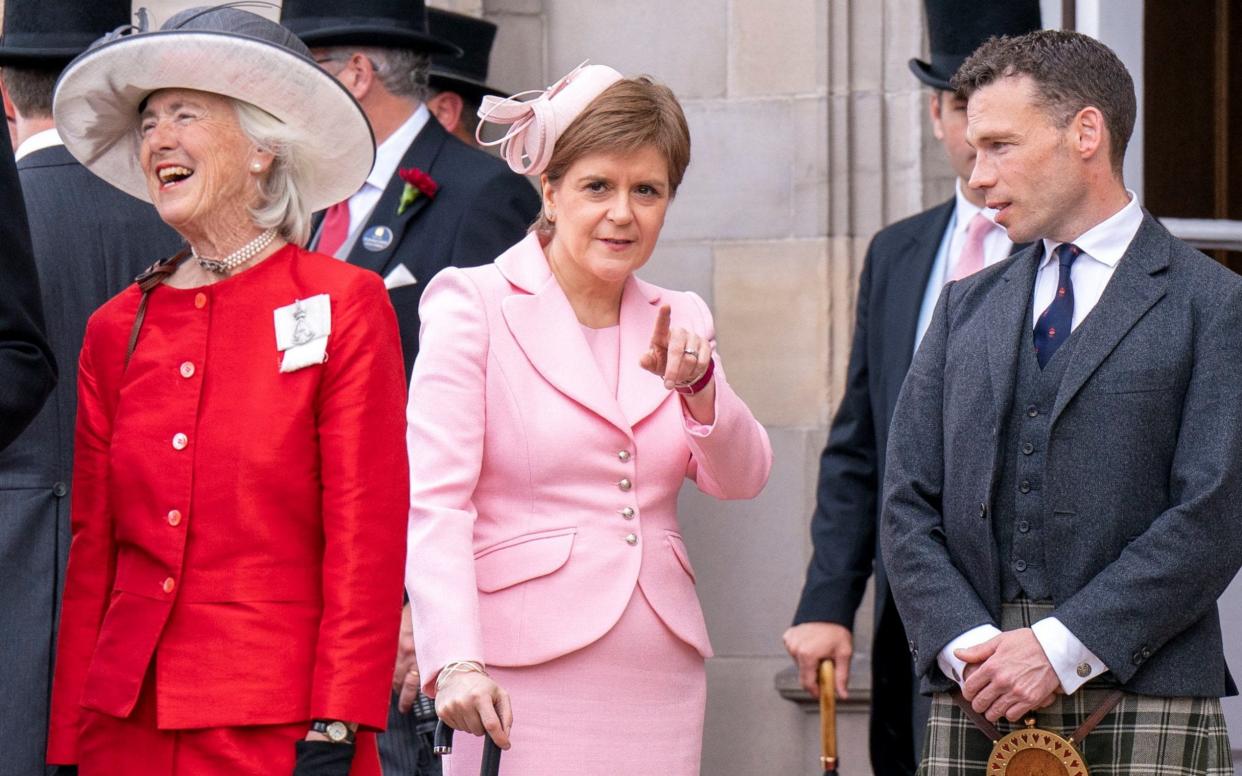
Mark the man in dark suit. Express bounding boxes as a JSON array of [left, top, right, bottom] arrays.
[[280, 3, 539, 774], [424, 8, 504, 148], [280, 0, 540, 382], [782, 2, 1038, 772], [883, 30, 1241, 774], [0, 1, 182, 773], [0, 116, 54, 454]]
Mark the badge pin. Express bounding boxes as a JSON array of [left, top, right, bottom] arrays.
[[362, 225, 394, 252]]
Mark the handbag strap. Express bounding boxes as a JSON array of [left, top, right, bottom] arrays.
[[125, 248, 190, 370], [950, 687, 1125, 746]]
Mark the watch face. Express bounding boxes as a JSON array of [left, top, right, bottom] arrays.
[[327, 721, 349, 742]]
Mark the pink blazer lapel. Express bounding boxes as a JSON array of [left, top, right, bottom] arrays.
[[498, 236, 633, 435], [617, 276, 672, 428]]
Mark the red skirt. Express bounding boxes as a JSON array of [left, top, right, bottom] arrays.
[[75, 672, 382, 776]]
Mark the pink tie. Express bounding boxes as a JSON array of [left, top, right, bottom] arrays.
[[316, 200, 351, 257], [949, 212, 993, 281]]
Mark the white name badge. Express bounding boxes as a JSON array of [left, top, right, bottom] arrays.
[[273, 294, 332, 372]]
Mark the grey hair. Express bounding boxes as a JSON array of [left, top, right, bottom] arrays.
[[320, 46, 431, 103], [230, 98, 313, 246]]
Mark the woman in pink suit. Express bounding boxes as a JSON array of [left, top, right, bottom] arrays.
[[404, 64, 772, 775]]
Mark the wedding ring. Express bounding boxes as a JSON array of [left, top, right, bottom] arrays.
[[683, 348, 698, 357]]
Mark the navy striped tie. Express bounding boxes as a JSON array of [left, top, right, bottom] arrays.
[[1033, 243, 1081, 368]]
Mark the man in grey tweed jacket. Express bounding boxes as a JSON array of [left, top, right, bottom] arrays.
[[881, 30, 1240, 774]]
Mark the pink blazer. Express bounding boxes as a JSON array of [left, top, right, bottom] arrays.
[[406, 233, 772, 691]]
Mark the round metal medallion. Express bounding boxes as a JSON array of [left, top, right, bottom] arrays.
[[988, 719, 1087, 776]]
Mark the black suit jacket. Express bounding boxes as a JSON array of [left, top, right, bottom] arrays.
[[0, 132, 56, 451], [335, 118, 540, 379], [793, 200, 954, 630], [883, 215, 1242, 697], [0, 143, 181, 776]]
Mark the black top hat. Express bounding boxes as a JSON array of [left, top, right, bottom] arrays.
[[909, 0, 1041, 91], [427, 9, 503, 102], [280, 0, 460, 57], [0, 0, 133, 66]]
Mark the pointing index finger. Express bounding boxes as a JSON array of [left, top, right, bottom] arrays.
[[649, 305, 672, 349]]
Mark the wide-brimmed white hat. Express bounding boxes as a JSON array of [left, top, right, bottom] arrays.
[[52, 5, 374, 213]]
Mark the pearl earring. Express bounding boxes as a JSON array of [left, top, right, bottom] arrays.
[[250, 161, 262, 172]]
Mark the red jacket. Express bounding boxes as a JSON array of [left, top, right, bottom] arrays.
[[47, 245, 408, 763]]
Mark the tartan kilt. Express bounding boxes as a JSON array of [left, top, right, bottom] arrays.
[[919, 600, 1235, 776]]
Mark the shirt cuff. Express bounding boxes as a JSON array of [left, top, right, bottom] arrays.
[[1030, 617, 1109, 695], [938, 624, 1002, 688]]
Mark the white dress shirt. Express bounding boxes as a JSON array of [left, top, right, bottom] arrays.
[[330, 104, 429, 258], [14, 128, 63, 161], [914, 180, 1013, 352], [939, 190, 1146, 696]]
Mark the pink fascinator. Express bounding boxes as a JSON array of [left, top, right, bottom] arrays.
[[476, 61, 624, 176]]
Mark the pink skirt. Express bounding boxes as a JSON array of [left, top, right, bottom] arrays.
[[443, 586, 706, 776]]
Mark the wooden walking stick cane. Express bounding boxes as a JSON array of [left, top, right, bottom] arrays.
[[819, 660, 838, 775]]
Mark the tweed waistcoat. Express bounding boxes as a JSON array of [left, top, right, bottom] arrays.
[[994, 296, 1083, 600]]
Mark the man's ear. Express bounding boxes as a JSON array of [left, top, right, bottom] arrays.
[[337, 52, 378, 101], [426, 91, 466, 134], [1073, 105, 1107, 162], [929, 90, 946, 141]]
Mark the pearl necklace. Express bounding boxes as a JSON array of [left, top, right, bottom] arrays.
[[195, 228, 277, 274]]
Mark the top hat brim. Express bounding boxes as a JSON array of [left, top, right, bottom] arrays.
[[52, 29, 375, 214], [429, 71, 505, 102], [285, 23, 461, 57], [0, 45, 84, 66], [908, 57, 956, 91]]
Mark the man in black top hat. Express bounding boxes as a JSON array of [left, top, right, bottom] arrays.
[[782, 1, 1039, 772], [423, 8, 504, 147], [0, 1, 182, 773], [280, 0, 539, 382], [279, 3, 539, 774]]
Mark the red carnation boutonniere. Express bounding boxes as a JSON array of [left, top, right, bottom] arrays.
[[397, 167, 438, 215]]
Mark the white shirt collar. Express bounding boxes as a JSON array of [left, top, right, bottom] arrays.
[[953, 178, 1002, 234], [14, 128, 63, 161], [365, 104, 429, 192], [1040, 190, 1144, 269]]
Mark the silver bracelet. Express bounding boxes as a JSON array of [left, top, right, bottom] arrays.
[[435, 660, 487, 691]]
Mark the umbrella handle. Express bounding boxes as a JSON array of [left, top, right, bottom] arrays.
[[433, 720, 504, 776], [818, 660, 838, 774]]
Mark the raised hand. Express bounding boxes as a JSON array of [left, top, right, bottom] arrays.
[[639, 304, 713, 391]]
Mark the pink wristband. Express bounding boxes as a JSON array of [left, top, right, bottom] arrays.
[[675, 357, 715, 396]]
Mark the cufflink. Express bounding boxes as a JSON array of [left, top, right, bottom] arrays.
[[1076, 662, 1092, 678]]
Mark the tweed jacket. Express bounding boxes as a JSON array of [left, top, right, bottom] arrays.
[[406, 234, 772, 690], [881, 214, 1242, 697]]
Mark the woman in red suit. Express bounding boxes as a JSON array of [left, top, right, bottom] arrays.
[[405, 65, 773, 774], [45, 8, 407, 776]]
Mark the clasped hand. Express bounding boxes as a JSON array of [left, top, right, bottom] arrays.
[[955, 628, 1061, 723]]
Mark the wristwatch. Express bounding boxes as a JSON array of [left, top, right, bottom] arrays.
[[311, 719, 357, 744]]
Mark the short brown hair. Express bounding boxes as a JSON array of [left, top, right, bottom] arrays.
[[953, 30, 1135, 174], [536, 76, 690, 233], [1, 66, 59, 119]]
